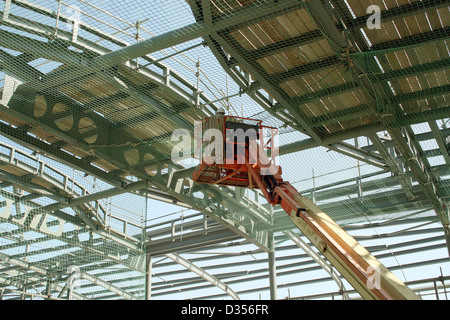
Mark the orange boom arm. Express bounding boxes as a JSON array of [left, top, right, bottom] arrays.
[[193, 111, 421, 300]]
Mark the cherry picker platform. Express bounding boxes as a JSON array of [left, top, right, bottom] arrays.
[[192, 109, 421, 300]]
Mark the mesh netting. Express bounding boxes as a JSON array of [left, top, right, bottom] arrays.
[[0, 0, 448, 300], [0, 137, 147, 299]]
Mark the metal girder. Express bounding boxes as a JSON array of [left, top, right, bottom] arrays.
[[389, 127, 449, 225], [267, 232, 277, 299], [0, 141, 111, 226], [0, 0, 446, 300], [280, 107, 450, 156], [317, 185, 436, 220], [0, 251, 48, 277], [0, 18, 206, 135], [105, 70, 194, 133], [205, 35, 301, 130], [0, 13, 104, 56], [301, 0, 379, 108], [330, 0, 448, 52], [147, 227, 241, 256], [327, 141, 388, 169], [1, 1, 219, 115], [154, 230, 445, 300], [388, 84, 450, 106], [0, 117, 186, 208], [0, 256, 86, 300], [198, 0, 448, 177], [302, 0, 449, 249], [214, 30, 323, 142], [288, 82, 359, 108], [0, 142, 147, 256], [0, 50, 43, 83], [363, 127, 450, 154], [347, 0, 449, 31], [0, 54, 274, 254], [250, 29, 325, 61], [0, 188, 141, 256], [0, 249, 136, 299], [141, 212, 446, 299], [0, 29, 84, 65], [192, 0, 323, 142], [0, 10, 208, 183], [307, 104, 375, 129], [10, 0, 129, 48], [279, 122, 385, 155], [0, 58, 188, 206], [0, 36, 192, 150], [148, 171, 450, 253], [371, 27, 450, 52], [429, 121, 450, 166], [35, 180, 148, 231], [247, 0, 447, 61], [74, 271, 139, 300], [138, 167, 273, 252], [369, 134, 415, 200], [298, 167, 450, 206], [372, 58, 450, 82], [165, 252, 240, 300], [90, 0, 301, 69], [0, 169, 103, 232], [260, 170, 449, 232], [0, 218, 146, 300], [270, 56, 342, 84], [0, 111, 121, 186], [269, 185, 444, 234], [2, 84, 273, 255], [284, 230, 349, 300]]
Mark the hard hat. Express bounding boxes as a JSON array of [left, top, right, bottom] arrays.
[[216, 107, 226, 116]]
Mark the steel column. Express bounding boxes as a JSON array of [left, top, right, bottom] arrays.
[[268, 249, 277, 300], [145, 254, 152, 300]]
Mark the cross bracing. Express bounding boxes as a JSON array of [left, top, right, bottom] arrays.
[[0, 0, 448, 300]]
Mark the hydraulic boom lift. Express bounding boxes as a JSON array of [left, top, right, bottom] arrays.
[[193, 109, 421, 300]]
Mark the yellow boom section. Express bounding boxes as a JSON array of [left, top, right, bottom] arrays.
[[288, 194, 421, 300]]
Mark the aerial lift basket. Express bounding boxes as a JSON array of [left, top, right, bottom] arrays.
[[192, 109, 421, 300]]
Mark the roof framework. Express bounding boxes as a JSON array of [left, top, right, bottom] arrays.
[[0, 0, 448, 300]]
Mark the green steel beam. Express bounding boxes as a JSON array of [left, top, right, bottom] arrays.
[[369, 134, 415, 200], [0, 55, 274, 254], [302, 0, 449, 243], [270, 56, 342, 84], [307, 104, 375, 128], [348, 0, 449, 30], [428, 120, 450, 166], [372, 58, 450, 82], [390, 127, 448, 222], [214, 30, 323, 142], [371, 27, 450, 52], [90, 0, 302, 70], [327, 141, 388, 169], [250, 29, 325, 60], [288, 82, 359, 107], [165, 252, 240, 300], [388, 84, 450, 106]]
